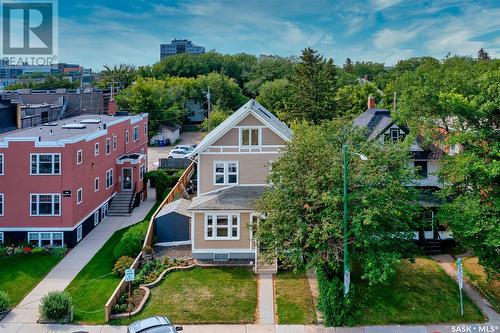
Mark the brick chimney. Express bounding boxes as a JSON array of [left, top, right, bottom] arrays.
[[367, 96, 376, 109], [108, 99, 117, 116]]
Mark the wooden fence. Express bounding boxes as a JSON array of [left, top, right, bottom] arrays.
[[104, 160, 196, 322], [159, 158, 192, 170]]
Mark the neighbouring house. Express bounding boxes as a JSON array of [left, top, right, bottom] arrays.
[[187, 99, 292, 271], [353, 96, 453, 253], [154, 198, 191, 245], [149, 124, 181, 146], [185, 99, 205, 123], [0, 112, 149, 247]]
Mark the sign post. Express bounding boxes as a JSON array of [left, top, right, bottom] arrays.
[[124, 268, 135, 319], [457, 258, 464, 316]]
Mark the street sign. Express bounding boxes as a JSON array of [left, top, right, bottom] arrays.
[[457, 258, 464, 316], [344, 270, 350, 296], [124, 268, 135, 282]]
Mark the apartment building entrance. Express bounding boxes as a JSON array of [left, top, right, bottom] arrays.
[[122, 168, 133, 191]]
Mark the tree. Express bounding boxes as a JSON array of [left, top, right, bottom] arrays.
[[243, 55, 296, 96], [6, 76, 78, 90], [283, 48, 338, 124], [343, 58, 354, 73], [201, 105, 230, 132], [97, 64, 137, 89], [254, 120, 419, 323], [351, 61, 386, 80], [335, 82, 383, 118], [477, 48, 491, 61], [256, 78, 292, 117], [194, 72, 247, 112]]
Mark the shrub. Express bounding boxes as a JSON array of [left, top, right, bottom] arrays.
[[113, 256, 134, 276], [39, 291, 72, 321], [113, 223, 148, 259], [146, 170, 177, 198], [0, 291, 10, 312], [316, 266, 356, 326], [51, 245, 67, 258], [0, 246, 7, 257], [32, 247, 47, 254]]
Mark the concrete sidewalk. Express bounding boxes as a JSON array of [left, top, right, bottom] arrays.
[[1, 323, 499, 333], [258, 274, 275, 324], [2, 187, 156, 325]]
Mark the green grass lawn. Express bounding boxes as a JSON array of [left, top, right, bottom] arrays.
[[352, 258, 486, 325], [275, 269, 317, 324], [0, 253, 62, 307], [112, 267, 257, 325], [462, 256, 499, 313]]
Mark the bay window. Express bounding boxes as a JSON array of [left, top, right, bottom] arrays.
[[214, 161, 238, 185], [205, 214, 239, 240], [30, 154, 60, 175], [30, 194, 60, 216]]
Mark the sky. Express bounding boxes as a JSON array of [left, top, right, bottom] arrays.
[[56, 0, 500, 70]]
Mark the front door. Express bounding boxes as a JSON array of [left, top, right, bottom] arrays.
[[122, 168, 133, 191]]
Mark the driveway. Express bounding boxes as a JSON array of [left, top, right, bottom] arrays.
[[148, 131, 203, 170]]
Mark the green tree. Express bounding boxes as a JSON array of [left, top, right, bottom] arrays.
[[335, 82, 383, 118], [96, 64, 137, 89], [283, 48, 338, 124], [256, 78, 292, 117], [343, 58, 354, 73], [477, 48, 491, 61], [6, 76, 78, 90], [243, 55, 296, 96], [194, 72, 247, 112], [201, 105, 230, 132]]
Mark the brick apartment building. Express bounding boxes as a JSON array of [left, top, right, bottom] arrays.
[[0, 112, 149, 247]]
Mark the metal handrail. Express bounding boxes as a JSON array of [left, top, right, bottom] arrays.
[[128, 182, 137, 213]]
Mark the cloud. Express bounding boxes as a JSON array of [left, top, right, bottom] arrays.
[[371, 0, 402, 11], [373, 28, 420, 49]]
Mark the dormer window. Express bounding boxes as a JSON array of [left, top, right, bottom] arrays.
[[385, 128, 405, 143], [240, 128, 261, 146]]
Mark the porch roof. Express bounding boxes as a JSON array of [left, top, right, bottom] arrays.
[[188, 186, 267, 211]]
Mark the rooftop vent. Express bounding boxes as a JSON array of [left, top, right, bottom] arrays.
[[62, 124, 86, 129], [80, 119, 101, 124]]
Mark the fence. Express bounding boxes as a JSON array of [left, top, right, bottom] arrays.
[[158, 158, 192, 170], [104, 160, 196, 322]]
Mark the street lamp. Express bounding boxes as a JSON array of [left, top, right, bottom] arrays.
[[343, 144, 368, 297]]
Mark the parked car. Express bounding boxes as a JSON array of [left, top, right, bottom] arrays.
[[167, 149, 191, 159], [127, 316, 182, 333], [174, 145, 194, 152]]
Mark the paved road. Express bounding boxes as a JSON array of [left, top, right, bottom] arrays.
[[2, 187, 156, 324]]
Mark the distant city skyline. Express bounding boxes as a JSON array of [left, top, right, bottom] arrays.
[[56, 0, 500, 70]]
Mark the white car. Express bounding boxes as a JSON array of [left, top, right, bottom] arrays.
[[167, 149, 191, 159], [174, 145, 194, 153]]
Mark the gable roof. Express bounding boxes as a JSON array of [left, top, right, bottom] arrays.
[[353, 108, 394, 140], [191, 99, 292, 155]]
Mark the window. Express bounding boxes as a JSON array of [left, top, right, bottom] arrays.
[[214, 161, 238, 185], [140, 164, 145, 180], [125, 130, 129, 144], [133, 126, 139, 141], [0, 193, 3, 216], [144, 122, 147, 135], [414, 161, 428, 178], [385, 128, 405, 143], [106, 169, 113, 189], [0, 154, 3, 175], [76, 188, 82, 204], [205, 214, 239, 240], [113, 135, 117, 150], [101, 202, 108, 220], [30, 194, 60, 216], [30, 154, 61, 175], [77, 225, 83, 242], [0, 232, 3, 244], [94, 210, 100, 226], [76, 149, 83, 165], [240, 128, 260, 146], [94, 177, 100, 192], [52, 232, 63, 246], [106, 138, 111, 155], [94, 142, 99, 156]]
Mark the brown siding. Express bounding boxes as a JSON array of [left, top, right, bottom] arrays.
[[199, 153, 279, 193], [193, 212, 252, 249], [236, 114, 263, 126]]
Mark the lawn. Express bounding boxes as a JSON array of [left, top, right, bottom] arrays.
[[0, 253, 62, 307], [65, 198, 170, 324], [462, 256, 499, 313], [113, 267, 258, 325], [352, 258, 486, 325], [275, 269, 317, 324]]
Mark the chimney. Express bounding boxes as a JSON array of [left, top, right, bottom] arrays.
[[108, 81, 117, 116], [367, 96, 376, 109]]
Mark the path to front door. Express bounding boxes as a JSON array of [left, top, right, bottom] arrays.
[[258, 273, 275, 324]]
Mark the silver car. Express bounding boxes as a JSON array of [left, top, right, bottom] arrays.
[[127, 316, 182, 333]]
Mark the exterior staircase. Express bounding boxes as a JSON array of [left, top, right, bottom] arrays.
[[254, 251, 278, 274], [422, 239, 442, 255], [108, 192, 135, 216]]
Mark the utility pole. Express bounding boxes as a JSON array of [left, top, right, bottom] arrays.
[[343, 144, 349, 297], [393, 91, 397, 114], [79, 72, 83, 112], [206, 86, 211, 131]]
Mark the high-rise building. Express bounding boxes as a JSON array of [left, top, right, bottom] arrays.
[[160, 39, 205, 59]]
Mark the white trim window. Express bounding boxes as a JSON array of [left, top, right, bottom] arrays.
[[0, 193, 3, 216], [30, 154, 61, 175], [76, 188, 83, 205], [94, 142, 100, 156], [133, 126, 139, 142], [0, 232, 3, 244], [93, 210, 100, 226], [0, 153, 4, 175], [205, 214, 239, 240], [144, 122, 147, 135], [239, 128, 261, 147], [76, 149, 83, 165], [94, 177, 100, 192], [76, 225, 83, 242], [106, 138, 111, 155], [125, 130, 129, 144], [113, 135, 117, 150], [101, 202, 108, 220], [30, 194, 61, 216], [140, 164, 145, 180], [106, 169, 113, 189], [28, 232, 63, 247], [214, 161, 238, 185]]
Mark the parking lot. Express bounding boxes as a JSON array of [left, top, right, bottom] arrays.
[[147, 131, 203, 170]]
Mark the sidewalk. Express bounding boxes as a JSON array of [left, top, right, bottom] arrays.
[[432, 254, 500, 323], [2, 187, 156, 325], [1, 323, 498, 333], [258, 274, 275, 324]]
